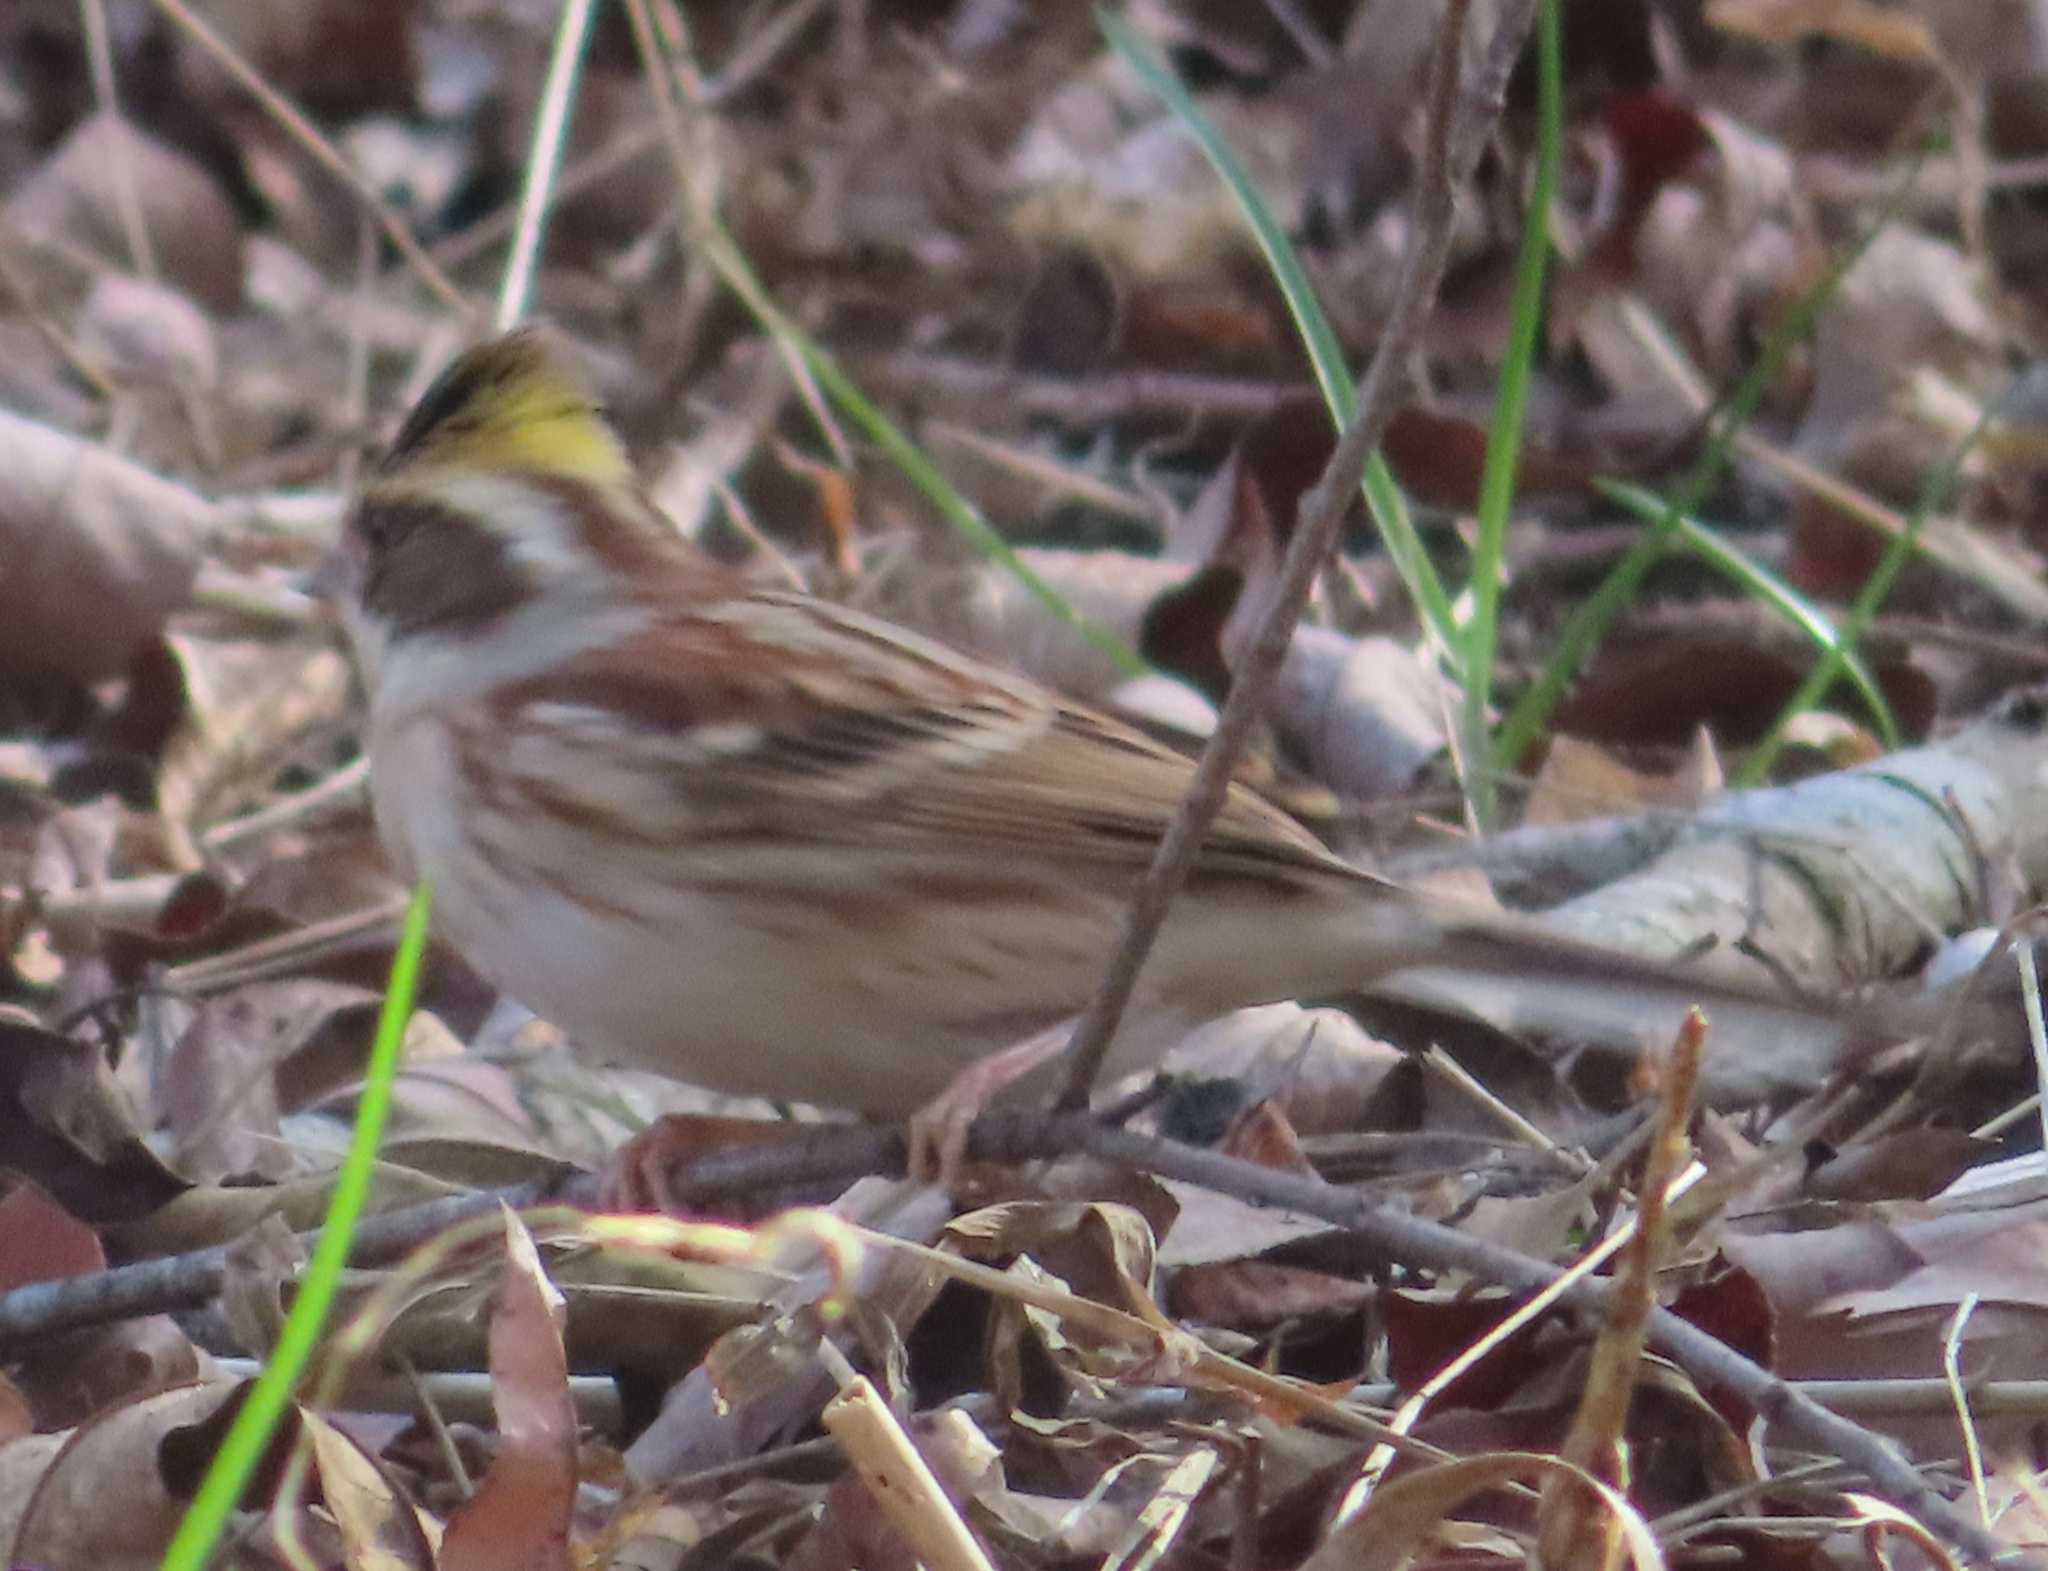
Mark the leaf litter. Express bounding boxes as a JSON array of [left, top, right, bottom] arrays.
[[4, 0, 2048, 1565]]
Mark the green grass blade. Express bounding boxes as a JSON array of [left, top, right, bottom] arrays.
[[620, 0, 1148, 679], [1738, 381, 2006, 782], [1495, 152, 1925, 766], [159, 882, 433, 1571], [1096, 6, 1457, 657], [700, 223, 1149, 678], [1462, 0, 1560, 826], [1598, 477, 1898, 746]]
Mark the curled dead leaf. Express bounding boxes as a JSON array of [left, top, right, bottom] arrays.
[[6, 115, 243, 311], [0, 410, 215, 684]]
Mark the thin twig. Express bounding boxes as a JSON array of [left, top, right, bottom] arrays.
[[856, 353, 1310, 425], [77, 0, 158, 280], [496, 0, 601, 332], [144, 0, 469, 314], [1054, 0, 1526, 1108], [0, 220, 119, 398], [660, 1115, 2029, 1571], [0, 1185, 546, 1349], [1259, 0, 1334, 67], [0, 1113, 2024, 1569]]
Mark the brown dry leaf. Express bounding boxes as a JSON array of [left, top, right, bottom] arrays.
[[0, 1171, 104, 1294], [787, 1475, 921, 1571], [1524, 731, 1723, 827], [1560, 92, 1815, 391], [152, 636, 354, 863], [3, 1380, 240, 1570], [1459, 1169, 1602, 1261], [949, 1203, 1171, 1409], [1154, 1176, 1336, 1270], [1551, 634, 1823, 750], [912, 1407, 1052, 1549], [936, 1414, 1216, 1563], [216, 981, 382, 1115], [217, 1211, 302, 1362], [1177, 396, 1334, 573], [6, 1317, 196, 1438], [1121, 273, 1282, 366], [0, 411, 215, 686], [161, 986, 296, 1183], [1167, 1003, 1402, 1135], [299, 1407, 440, 1570], [1302, 1450, 1659, 1571], [0, 1014, 185, 1225], [0, 1177, 201, 1432], [946, 1200, 1161, 1313], [6, 115, 243, 311], [438, 1209, 577, 1571], [371, 1132, 571, 1193], [1722, 1190, 2048, 1454], [1009, 243, 1122, 375], [1803, 1127, 1994, 1202], [1625, 1358, 1759, 1511], [198, 838, 408, 977], [1215, 1096, 1318, 1177], [0, 1432, 67, 1564], [174, 0, 417, 113], [124, 1163, 456, 1257], [375, 1061, 555, 1152], [1383, 1289, 1564, 1410], [1171, 1258, 1375, 1329], [1380, 405, 1599, 511]]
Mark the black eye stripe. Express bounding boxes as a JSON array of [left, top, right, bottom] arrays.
[[354, 499, 529, 637], [351, 498, 415, 553]]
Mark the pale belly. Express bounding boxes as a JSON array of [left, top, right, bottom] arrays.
[[433, 849, 1140, 1112]]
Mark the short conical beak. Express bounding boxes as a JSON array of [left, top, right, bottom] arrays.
[[308, 539, 354, 603]]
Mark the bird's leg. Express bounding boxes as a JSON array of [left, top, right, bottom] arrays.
[[907, 1023, 1074, 1188]]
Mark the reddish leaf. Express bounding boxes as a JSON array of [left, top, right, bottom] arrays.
[[440, 1208, 576, 1571]]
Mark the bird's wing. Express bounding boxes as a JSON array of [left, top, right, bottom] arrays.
[[479, 588, 1361, 887]]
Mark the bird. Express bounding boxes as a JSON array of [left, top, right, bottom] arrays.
[[325, 329, 1844, 1189]]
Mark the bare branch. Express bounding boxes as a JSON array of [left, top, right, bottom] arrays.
[[1055, 0, 1535, 1108]]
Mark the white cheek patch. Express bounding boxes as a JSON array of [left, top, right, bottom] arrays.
[[368, 601, 654, 720], [676, 722, 768, 761], [429, 473, 585, 577]]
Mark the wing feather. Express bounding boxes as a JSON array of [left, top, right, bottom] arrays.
[[479, 588, 1356, 884]]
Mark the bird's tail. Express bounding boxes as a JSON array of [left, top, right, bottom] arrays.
[[1371, 915, 1850, 1104]]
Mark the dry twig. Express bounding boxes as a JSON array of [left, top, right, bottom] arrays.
[[1055, 0, 1537, 1107]]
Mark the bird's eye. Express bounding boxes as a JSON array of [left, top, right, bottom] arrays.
[[352, 501, 412, 555]]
